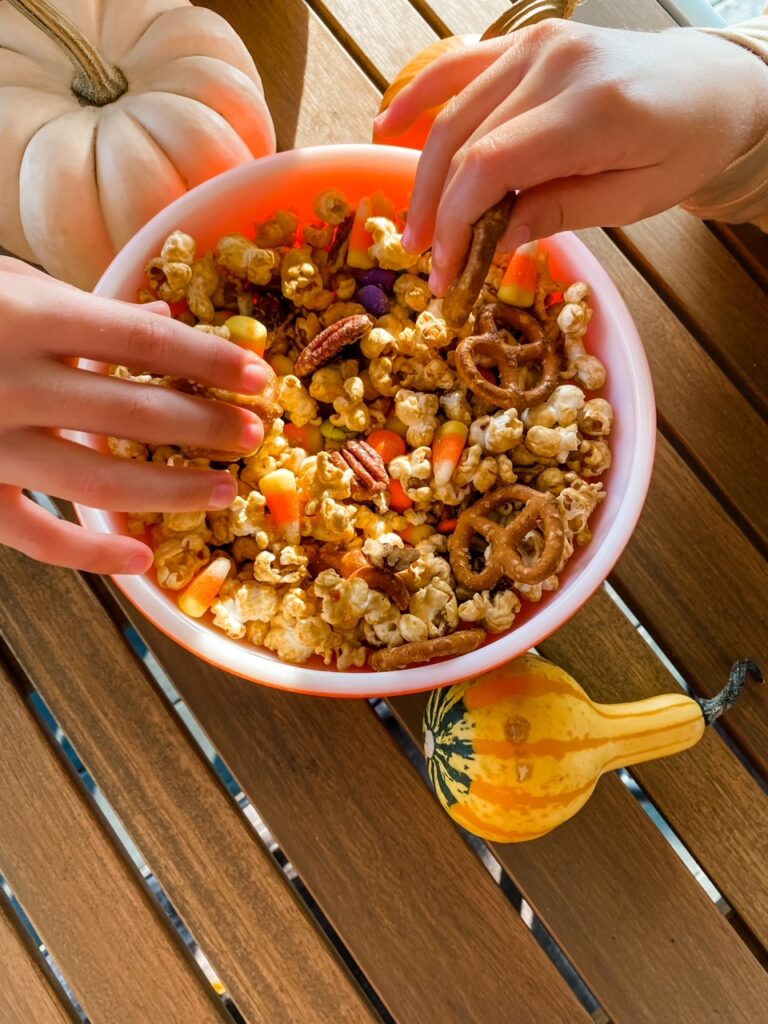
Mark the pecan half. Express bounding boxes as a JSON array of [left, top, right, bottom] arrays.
[[350, 565, 410, 611], [331, 439, 388, 500], [294, 314, 373, 377]]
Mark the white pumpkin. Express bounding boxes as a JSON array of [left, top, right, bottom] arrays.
[[0, 0, 276, 287]]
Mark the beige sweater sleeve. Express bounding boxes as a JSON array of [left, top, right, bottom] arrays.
[[680, 13, 768, 229]]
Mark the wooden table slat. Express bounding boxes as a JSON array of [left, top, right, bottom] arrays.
[[0, 898, 78, 1024], [312, 0, 437, 85], [0, 663, 225, 1024], [537, 586, 768, 949], [614, 211, 768, 414], [115, 601, 590, 1024], [199, 0, 379, 150], [0, 553, 377, 1024], [390, 692, 768, 1024], [579, 227, 768, 551]]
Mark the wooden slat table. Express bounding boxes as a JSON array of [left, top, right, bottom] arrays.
[[1, 2, 766, 1022]]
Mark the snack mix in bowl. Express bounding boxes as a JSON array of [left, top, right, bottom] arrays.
[[109, 190, 613, 672]]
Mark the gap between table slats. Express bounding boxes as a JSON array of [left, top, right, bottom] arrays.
[[0, 895, 79, 1024], [0, 657, 228, 1024], [0, 548, 379, 1024]]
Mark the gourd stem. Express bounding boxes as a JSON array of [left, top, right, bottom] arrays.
[[696, 659, 764, 725], [5, 0, 127, 106], [481, 0, 579, 40]]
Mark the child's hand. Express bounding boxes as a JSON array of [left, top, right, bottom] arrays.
[[375, 21, 768, 294], [0, 258, 271, 575]]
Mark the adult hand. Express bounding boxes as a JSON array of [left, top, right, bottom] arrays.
[[0, 258, 270, 574], [375, 21, 768, 293]]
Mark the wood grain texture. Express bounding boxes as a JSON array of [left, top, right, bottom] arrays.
[[578, 227, 768, 551], [197, 0, 378, 149], [312, 0, 437, 85], [0, 551, 376, 1024], [614, 211, 768, 414], [391, 691, 768, 1024], [538, 585, 768, 950], [112, 600, 589, 1024], [0, 663, 224, 1024], [0, 899, 76, 1024], [613, 433, 768, 778]]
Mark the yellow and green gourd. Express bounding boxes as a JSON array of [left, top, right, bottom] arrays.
[[423, 653, 762, 843]]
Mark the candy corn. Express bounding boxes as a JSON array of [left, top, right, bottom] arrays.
[[259, 468, 301, 544], [367, 428, 407, 464], [498, 241, 539, 308], [224, 315, 267, 356], [432, 420, 468, 487], [437, 518, 458, 534], [388, 478, 413, 512], [178, 557, 231, 618], [283, 422, 324, 454]]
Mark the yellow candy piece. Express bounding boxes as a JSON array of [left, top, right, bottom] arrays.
[[225, 315, 267, 356]]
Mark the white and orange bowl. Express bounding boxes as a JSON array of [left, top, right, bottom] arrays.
[[72, 144, 655, 698]]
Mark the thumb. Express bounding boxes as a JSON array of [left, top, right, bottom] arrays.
[[499, 168, 657, 247]]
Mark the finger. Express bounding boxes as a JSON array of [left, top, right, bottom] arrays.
[[34, 292, 269, 396], [403, 44, 533, 253], [140, 299, 172, 317], [428, 106, 583, 293], [1, 430, 238, 512], [23, 364, 264, 453], [375, 37, 512, 138], [502, 166, 665, 242], [0, 485, 153, 574]]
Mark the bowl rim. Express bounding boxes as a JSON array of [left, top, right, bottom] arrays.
[[75, 143, 656, 697]]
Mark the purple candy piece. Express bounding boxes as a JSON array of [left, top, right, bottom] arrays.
[[356, 284, 390, 318], [358, 268, 397, 293]]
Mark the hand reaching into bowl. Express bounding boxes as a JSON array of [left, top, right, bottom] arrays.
[[374, 20, 768, 295], [0, 257, 271, 575]]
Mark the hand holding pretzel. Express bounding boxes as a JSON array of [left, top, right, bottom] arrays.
[[455, 303, 561, 411], [449, 485, 564, 591]]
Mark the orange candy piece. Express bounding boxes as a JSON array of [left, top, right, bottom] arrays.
[[367, 428, 407, 464], [178, 557, 231, 618]]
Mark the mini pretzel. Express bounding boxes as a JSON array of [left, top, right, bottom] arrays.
[[455, 303, 561, 411], [443, 194, 516, 330], [369, 629, 486, 671], [449, 485, 564, 591]]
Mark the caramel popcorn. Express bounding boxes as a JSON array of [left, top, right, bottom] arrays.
[[119, 190, 613, 671]]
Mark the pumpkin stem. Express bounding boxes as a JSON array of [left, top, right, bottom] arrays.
[[696, 659, 764, 725], [481, 0, 579, 40], [6, 0, 128, 106]]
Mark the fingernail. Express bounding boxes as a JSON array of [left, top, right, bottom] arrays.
[[126, 553, 151, 574], [241, 361, 266, 394], [432, 240, 447, 269], [241, 419, 262, 450], [208, 479, 236, 509], [401, 225, 414, 250]]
